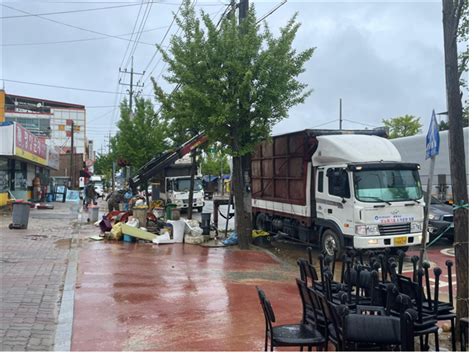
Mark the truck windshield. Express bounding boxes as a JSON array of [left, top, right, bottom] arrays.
[[175, 178, 203, 192], [354, 169, 422, 202]]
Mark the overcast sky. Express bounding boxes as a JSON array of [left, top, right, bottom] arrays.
[[0, 0, 452, 153]]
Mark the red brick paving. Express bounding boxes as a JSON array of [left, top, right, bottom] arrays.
[[72, 242, 302, 351]]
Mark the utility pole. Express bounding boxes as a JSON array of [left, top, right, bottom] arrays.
[[442, 0, 468, 342], [119, 56, 145, 111], [339, 98, 342, 129], [238, 0, 248, 22], [70, 121, 74, 188]]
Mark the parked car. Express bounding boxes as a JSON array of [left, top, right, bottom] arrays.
[[427, 195, 454, 242]]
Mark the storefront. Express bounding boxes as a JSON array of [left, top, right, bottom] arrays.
[[0, 121, 55, 206]]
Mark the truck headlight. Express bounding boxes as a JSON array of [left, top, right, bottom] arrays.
[[355, 224, 379, 236], [428, 213, 442, 220], [410, 222, 422, 233]]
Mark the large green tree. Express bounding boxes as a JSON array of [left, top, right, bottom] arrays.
[[110, 97, 169, 176], [153, 1, 314, 248], [382, 115, 422, 138]]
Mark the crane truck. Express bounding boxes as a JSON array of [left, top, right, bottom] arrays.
[[129, 133, 208, 211]]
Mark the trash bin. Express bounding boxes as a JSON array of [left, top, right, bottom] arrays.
[[88, 206, 100, 223], [201, 212, 211, 235], [166, 204, 177, 220], [132, 207, 147, 227], [9, 202, 31, 229]]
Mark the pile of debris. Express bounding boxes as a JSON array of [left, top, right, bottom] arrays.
[[92, 201, 208, 245]]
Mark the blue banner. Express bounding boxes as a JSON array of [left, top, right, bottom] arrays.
[[426, 110, 440, 159]]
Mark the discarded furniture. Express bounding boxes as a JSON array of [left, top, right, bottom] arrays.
[[256, 287, 325, 352]]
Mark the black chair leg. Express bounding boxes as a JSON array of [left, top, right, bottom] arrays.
[[308, 346, 312, 351], [299, 346, 303, 351], [265, 334, 268, 351], [270, 343, 274, 352], [434, 330, 440, 352], [451, 319, 456, 351]]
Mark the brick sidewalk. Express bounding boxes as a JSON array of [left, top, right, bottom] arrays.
[[0, 202, 94, 351]]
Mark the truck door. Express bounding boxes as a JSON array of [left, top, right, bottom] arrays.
[[317, 167, 354, 235]]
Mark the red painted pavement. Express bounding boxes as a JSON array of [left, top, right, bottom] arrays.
[[71, 241, 302, 351]]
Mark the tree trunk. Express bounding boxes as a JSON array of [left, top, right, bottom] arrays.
[[232, 154, 252, 249], [187, 148, 196, 220], [442, 0, 469, 340]]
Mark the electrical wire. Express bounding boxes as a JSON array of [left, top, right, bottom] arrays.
[[124, 0, 154, 69], [118, 0, 147, 71], [308, 119, 339, 129], [1, 4, 155, 46], [0, 3, 152, 19], [1, 78, 154, 96], [140, 0, 185, 83], [143, 4, 226, 93], [256, 0, 287, 24], [2, 25, 171, 47], [343, 119, 379, 128]]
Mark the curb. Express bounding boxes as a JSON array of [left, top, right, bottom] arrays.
[[54, 224, 80, 351]]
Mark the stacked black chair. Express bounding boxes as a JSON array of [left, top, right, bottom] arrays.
[[256, 286, 326, 352], [386, 282, 440, 351]]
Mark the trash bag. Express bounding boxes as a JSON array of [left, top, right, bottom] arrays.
[[223, 232, 238, 246], [110, 222, 123, 240]]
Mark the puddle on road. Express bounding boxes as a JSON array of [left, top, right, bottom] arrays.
[[54, 238, 72, 249], [113, 292, 156, 304]]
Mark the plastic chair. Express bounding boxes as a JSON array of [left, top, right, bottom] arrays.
[[256, 286, 326, 352]]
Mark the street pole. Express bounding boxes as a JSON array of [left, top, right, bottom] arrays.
[[238, 0, 248, 22], [339, 98, 342, 129], [70, 121, 74, 188], [112, 161, 116, 192], [419, 155, 436, 265]]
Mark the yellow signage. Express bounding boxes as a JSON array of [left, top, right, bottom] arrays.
[[15, 148, 48, 166]]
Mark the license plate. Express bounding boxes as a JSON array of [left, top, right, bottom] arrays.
[[394, 236, 407, 246]]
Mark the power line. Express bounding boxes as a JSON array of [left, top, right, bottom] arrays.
[[309, 120, 339, 129], [140, 0, 190, 85], [0, 3, 151, 19], [124, 0, 154, 69], [1, 78, 154, 96], [344, 119, 379, 128], [256, 0, 287, 24], [2, 25, 171, 47], [1, 4, 155, 46], [143, 3, 225, 92], [119, 0, 147, 71]]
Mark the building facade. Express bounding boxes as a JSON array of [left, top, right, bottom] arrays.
[[2, 91, 87, 155], [0, 90, 92, 204]]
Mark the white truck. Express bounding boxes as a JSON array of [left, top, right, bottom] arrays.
[[251, 129, 424, 258], [162, 174, 205, 212]]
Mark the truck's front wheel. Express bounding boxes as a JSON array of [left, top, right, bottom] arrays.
[[255, 213, 268, 231], [321, 229, 343, 260]]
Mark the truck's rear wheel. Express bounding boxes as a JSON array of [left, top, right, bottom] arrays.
[[321, 229, 343, 260]]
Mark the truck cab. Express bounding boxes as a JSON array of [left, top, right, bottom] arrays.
[[163, 175, 205, 212], [315, 162, 423, 256]]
